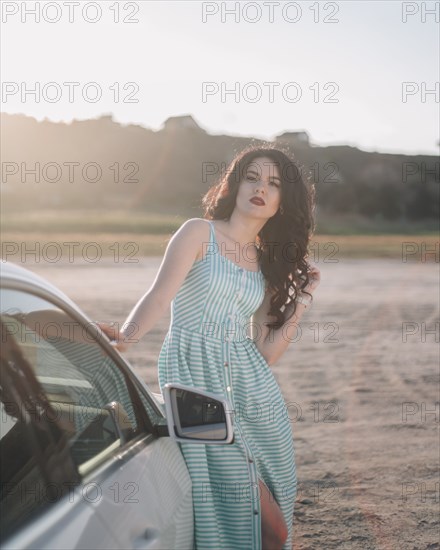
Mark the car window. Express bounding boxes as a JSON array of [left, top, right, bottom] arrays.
[[0, 381, 46, 538], [0, 384, 50, 539], [0, 317, 80, 541], [1, 288, 151, 477]]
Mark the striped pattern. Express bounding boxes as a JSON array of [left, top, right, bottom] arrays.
[[158, 220, 297, 549], [3, 316, 141, 435]]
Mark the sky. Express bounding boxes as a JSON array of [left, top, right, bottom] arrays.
[[1, 0, 439, 155]]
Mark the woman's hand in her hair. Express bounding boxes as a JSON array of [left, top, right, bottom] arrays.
[[96, 322, 129, 353]]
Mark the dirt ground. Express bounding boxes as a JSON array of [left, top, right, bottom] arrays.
[[27, 257, 439, 550]]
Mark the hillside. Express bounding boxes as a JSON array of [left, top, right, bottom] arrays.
[[1, 113, 438, 224]]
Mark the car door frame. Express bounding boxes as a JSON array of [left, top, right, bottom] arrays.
[[0, 276, 193, 549]]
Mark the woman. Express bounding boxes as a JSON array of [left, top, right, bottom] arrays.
[[100, 145, 320, 549]]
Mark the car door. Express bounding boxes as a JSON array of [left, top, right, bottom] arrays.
[[0, 285, 193, 550]]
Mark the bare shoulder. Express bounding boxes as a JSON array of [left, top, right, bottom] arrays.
[[172, 218, 211, 260], [148, 219, 212, 299], [178, 217, 209, 231]]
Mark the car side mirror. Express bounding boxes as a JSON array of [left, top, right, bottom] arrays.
[[163, 383, 234, 444]]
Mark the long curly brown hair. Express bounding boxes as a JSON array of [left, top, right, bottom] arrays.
[[202, 145, 316, 329]]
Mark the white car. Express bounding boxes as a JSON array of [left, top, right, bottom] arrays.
[[0, 262, 233, 550]]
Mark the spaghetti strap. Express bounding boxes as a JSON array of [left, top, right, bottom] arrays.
[[206, 219, 216, 244]]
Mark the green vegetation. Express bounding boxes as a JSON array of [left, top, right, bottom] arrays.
[[315, 212, 439, 236], [2, 210, 186, 235], [3, 210, 437, 236], [1, 211, 438, 261]]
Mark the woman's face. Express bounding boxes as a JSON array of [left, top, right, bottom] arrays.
[[234, 156, 282, 220]]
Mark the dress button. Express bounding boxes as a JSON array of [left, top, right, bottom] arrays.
[[248, 457, 254, 463], [224, 361, 229, 368], [226, 386, 231, 392], [254, 510, 258, 515]]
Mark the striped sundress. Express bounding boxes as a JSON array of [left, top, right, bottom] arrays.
[[158, 219, 297, 549]]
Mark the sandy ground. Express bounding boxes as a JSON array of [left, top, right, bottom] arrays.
[[25, 258, 439, 550]]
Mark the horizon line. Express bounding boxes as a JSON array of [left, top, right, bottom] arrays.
[[2, 110, 439, 158]]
